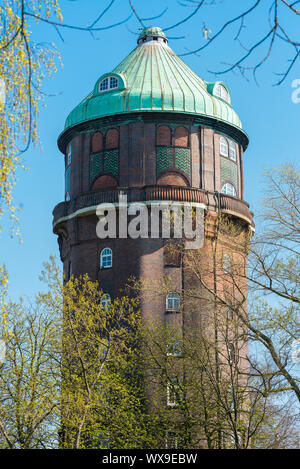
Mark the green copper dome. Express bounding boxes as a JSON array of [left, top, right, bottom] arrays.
[[64, 27, 243, 131]]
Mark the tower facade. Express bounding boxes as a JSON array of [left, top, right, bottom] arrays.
[[53, 28, 254, 446], [53, 26, 253, 319]]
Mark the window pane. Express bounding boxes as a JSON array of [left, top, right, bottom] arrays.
[[110, 76, 118, 89], [100, 248, 112, 268], [100, 78, 109, 91], [100, 76, 119, 92], [229, 142, 236, 161], [220, 137, 228, 156], [224, 254, 231, 273], [101, 294, 111, 307], [166, 293, 180, 310], [167, 338, 182, 356]]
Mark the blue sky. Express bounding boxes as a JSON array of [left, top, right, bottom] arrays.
[[0, 0, 299, 300]]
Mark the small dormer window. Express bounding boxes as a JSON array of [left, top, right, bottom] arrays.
[[215, 84, 229, 103], [99, 76, 119, 93]]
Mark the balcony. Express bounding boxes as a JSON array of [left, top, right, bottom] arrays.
[[52, 186, 254, 230]]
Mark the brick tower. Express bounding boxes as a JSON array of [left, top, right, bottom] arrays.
[[53, 25, 253, 318], [53, 26, 254, 446]]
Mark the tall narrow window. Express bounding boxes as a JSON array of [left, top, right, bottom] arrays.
[[228, 343, 237, 364], [221, 183, 236, 197], [220, 136, 228, 157], [166, 293, 180, 310], [67, 144, 72, 166], [100, 248, 112, 269], [167, 378, 181, 406], [229, 141, 236, 161], [223, 254, 231, 274]]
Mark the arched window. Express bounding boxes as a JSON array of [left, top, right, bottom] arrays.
[[67, 143, 72, 166], [105, 129, 119, 150], [228, 343, 237, 364], [99, 76, 119, 92], [229, 141, 236, 161], [221, 183, 236, 197], [174, 126, 188, 147], [220, 136, 228, 157], [223, 254, 231, 274], [101, 293, 111, 308], [92, 132, 103, 153], [100, 248, 112, 269], [65, 192, 70, 202], [157, 126, 171, 146], [215, 84, 229, 103], [167, 338, 182, 357], [166, 293, 180, 310]]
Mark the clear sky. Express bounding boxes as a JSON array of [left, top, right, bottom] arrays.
[[0, 0, 299, 300]]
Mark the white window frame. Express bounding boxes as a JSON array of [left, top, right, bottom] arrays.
[[229, 141, 236, 161], [100, 248, 113, 269], [221, 183, 237, 197], [166, 293, 180, 311], [99, 76, 119, 93], [223, 253, 231, 274], [220, 136, 229, 157], [215, 84, 229, 103]]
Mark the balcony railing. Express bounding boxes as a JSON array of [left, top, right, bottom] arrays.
[[53, 186, 254, 228]]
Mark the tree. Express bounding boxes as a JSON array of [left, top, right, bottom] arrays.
[[127, 163, 299, 448], [0, 0, 129, 230], [0, 257, 149, 449], [0, 300, 60, 448], [59, 274, 147, 449], [1, 1, 298, 229]]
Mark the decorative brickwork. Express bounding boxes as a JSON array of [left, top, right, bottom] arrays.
[[220, 156, 238, 189], [105, 129, 119, 150], [156, 146, 191, 178], [174, 126, 188, 147], [157, 125, 172, 146], [92, 132, 103, 153]]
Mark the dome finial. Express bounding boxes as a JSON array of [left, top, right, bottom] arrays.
[[137, 26, 168, 45]]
